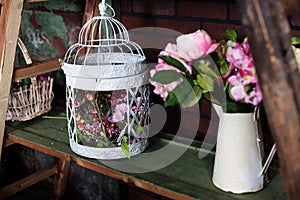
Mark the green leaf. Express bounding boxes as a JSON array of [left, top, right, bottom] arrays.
[[197, 74, 214, 91], [165, 92, 179, 107], [181, 86, 203, 108], [76, 130, 83, 143], [158, 56, 191, 76], [96, 141, 104, 147], [195, 61, 218, 79], [291, 37, 300, 45], [165, 79, 193, 107], [121, 136, 130, 159], [225, 29, 237, 42], [136, 125, 145, 134], [203, 92, 220, 105], [219, 59, 229, 76], [151, 70, 182, 84]]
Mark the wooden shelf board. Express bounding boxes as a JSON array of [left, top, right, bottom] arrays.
[[5, 112, 286, 200]]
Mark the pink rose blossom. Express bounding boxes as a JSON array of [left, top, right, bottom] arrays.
[[176, 30, 219, 61]]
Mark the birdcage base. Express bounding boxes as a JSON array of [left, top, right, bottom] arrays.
[[69, 138, 149, 160]]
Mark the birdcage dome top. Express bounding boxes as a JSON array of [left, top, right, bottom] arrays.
[[62, 1, 148, 91], [78, 2, 129, 46], [63, 0, 145, 68]]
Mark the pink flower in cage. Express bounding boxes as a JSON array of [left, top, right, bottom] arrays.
[[115, 103, 127, 114], [111, 103, 128, 122], [112, 111, 124, 122], [86, 93, 94, 101], [89, 109, 97, 114], [73, 100, 80, 108]]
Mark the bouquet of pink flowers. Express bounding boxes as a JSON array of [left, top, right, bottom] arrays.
[[150, 29, 262, 113]]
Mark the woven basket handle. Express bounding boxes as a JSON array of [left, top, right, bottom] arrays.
[[17, 37, 32, 65]]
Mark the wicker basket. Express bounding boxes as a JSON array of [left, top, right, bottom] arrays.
[[6, 38, 54, 121]]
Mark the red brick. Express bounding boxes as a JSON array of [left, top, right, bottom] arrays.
[[229, 2, 241, 21], [290, 29, 300, 38], [200, 99, 212, 117], [121, 16, 153, 30], [133, 0, 175, 16], [120, 0, 131, 13], [202, 22, 245, 41], [129, 28, 180, 51], [290, 12, 300, 26], [52, 36, 67, 58], [155, 18, 200, 34], [178, 0, 227, 20]]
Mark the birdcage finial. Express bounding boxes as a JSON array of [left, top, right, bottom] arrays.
[[99, 0, 107, 16], [98, 0, 115, 17]]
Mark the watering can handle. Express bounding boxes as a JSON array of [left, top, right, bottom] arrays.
[[259, 143, 277, 176], [254, 107, 277, 176]]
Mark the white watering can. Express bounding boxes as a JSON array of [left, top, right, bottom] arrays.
[[211, 104, 276, 194]]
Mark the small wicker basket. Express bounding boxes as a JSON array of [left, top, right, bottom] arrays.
[[6, 38, 54, 121]]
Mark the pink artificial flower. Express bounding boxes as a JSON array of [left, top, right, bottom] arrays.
[[111, 103, 128, 122], [176, 30, 219, 61], [171, 30, 219, 61], [158, 50, 193, 74], [150, 60, 185, 101], [245, 86, 263, 106], [230, 84, 247, 101], [115, 103, 127, 114], [112, 111, 124, 122], [149, 78, 183, 101], [228, 75, 241, 86]]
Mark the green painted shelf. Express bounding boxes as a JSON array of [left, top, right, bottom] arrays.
[[5, 111, 286, 200]]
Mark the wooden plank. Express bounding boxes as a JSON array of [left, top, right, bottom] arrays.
[[0, 0, 24, 161], [5, 114, 286, 200], [0, 165, 58, 199], [82, 0, 97, 25], [238, 1, 300, 199], [25, 0, 47, 2], [12, 58, 61, 81], [6, 132, 71, 161], [53, 159, 70, 199]]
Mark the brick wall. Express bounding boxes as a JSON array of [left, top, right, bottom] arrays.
[[120, 0, 244, 43], [118, 0, 296, 144], [120, 0, 300, 40]]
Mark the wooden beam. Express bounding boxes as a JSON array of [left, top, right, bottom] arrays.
[[24, 0, 47, 3], [12, 58, 61, 81], [238, 0, 300, 199], [0, 166, 58, 199], [82, 0, 97, 25], [52, 159, 70, 199], [0, 0, 24, 160]]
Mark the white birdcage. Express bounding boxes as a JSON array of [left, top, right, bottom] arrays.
[[62, 1, 149, 159]]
